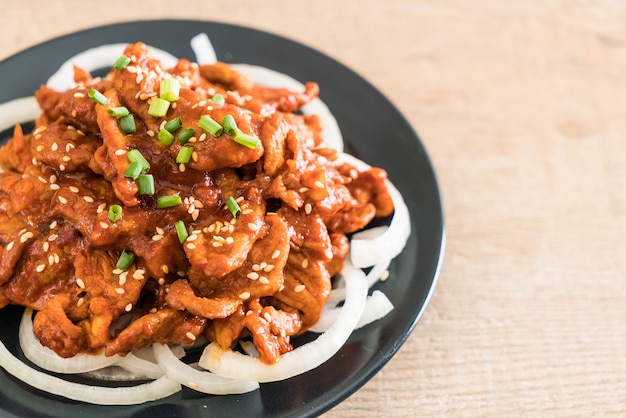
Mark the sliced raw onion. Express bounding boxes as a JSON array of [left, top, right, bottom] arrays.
[[152, 343, 259, 394], [190, 33, 217, 65], [0, 96, 40, 133], [231, 63, 344, 152], [19, 309, 122, 374], [0, 338, 180, 405], [46, 44, 178, 91], [309, 290, 394, 333], [116, 352, 165, 380], [198, 261, 368, 382], [328, 257, 391, 304]]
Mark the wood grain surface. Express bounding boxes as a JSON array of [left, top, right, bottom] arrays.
[[2, 1, 626, 416]]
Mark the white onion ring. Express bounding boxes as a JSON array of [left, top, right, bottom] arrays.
[[116, 352, 165, 380], [231, 63, 344, 152], [0, 96, 39, 133], [0, 338, 180, 405], [46, 44, 178, 91], [19, 309, 122, 374], [190, 33, 217, 65], [152, 343, 258, 394], [309, 290, 394, 333], [198, 261, 368, 382], [328, 257, 391, 305]]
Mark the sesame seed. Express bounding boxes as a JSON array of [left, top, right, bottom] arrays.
[[187, 234, 198, 241], [76, 278, 85, 289], [314, 181, 325, 188], [259, 276, 270, 284], [51, 142, 58, 151], [349, 169, 359, 179], [146, 130, 155, 137], [49, 175, 57, 184], [149, 307, 158, 313], [177, 271, 185, 277], [179, 163, 186, 172], [213, 236, 225, 243], [83, 196, 94, 203], [77, 297, 84, 307], [115, 288, 125, 295], [239, 291, 251, 300], [187, 205, 195, 215], [211, 241, 223, 248], [99, 221, 109, 229], [48, 234, 58, 242], [35, 264, 46, 273], [247, 272, 259, 280], [112, 268, 123, 275], [20, 232, 34, 243], [263, 312, 272, 322], [126, 65, 137, 73], [139, 93, 149, 100], [49, 184, 60, 191], [69, 186, 79, 193], [49, 221, 58, 229], [304, 203, 312, 215], [114, 149, 127, 156], [136, 73, 144, 84], [152, 234, 164, 241], [186, 332, 196, 341], [6, 241, 14, 251], [34, 134, 42, 140], [133, 269, 145, 280], [225, 236, 234, 244], [280, 329, 287, 338], [118, 272, 127, 285], [161, 264, 169, 274], [301, 259, 309, 269], [187, 243, 197, 249], [247, 223, 258, 232], [299, 187, 309, 193], [42, 242, 49, 252], [48, 255, 54, 265], [18, 228, 27, 236], [252, 264, 260, 271], [259, 262, 267, 269], [54, 253, 59, 264], [62, 156, 71, 163], [242, 208, 253, 215], [271, 250, 281, 259], [192, 209, 199, 221], [188, 136, 197, 143], [158, 278, 165, 286], [66, 143, 75, 152], [207, 224, 216, 233], [325, 248, 334, 259], [198, 133, 206, 142], [35, 145, 44, 152], [37, 176, 47, 183], [264, 264, 275, 272], [31, 157, 38, 165], [59, 164, 65, 171], [279, 285, 285, 292], [192, 151, 199, 162], [73, 92, 85, 98], [97, 203, 107, 213], [125, 303, 133, 312]]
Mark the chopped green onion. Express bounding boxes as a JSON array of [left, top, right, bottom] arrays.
[[148, 98, 170, 118], [127, 149, 150, 171], [124, 161, 143, 180], [176, 146, 194, 164], [113, 55, 131, 70], [160, 78, 181, 102], [108, 204, 123, 223], [88, 89, 108, 105], [116, 250, 135, 270], [107, 106, 130, 117], [158, 129, 175, 146], [233, 130, 260, 149], [164, 117, 182, 133], [222, 115, 238, 136], [157, 195, 182, 208], [137, 174, 155, 195], [174, 220, 188, 244], [210, 94, 225, 105], [119, 114, 136, 134], [225, 196, 241, 218], [178, 128, 195, 144], [198, 115, 223, 137]]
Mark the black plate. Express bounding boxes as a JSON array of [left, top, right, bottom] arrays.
[[0, 20, 445, 418]]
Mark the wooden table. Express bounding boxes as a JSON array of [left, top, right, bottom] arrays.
[[2, 1, 625, 416]]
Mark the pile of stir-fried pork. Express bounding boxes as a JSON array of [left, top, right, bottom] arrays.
[[0, 43, 393, 364]]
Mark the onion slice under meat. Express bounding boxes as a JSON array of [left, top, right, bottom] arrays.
[[0, 96, 40, 133], [0, 337, 180, 405], [152, 343, 259, 395], [198, 261, 368, 382], [19, 309, 122, 374]]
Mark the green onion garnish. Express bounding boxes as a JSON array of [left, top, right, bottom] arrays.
[[157, 195, 182, 208], [137, 174, 155, 195], [175, 220, 188, 244], [88, 89, 108, 105], [233, 131, 260, 149], [210, 94, 225, 105], [113, 55, 131, 70], [124, 161, 143, 180], [164, 117, 182, 133], [107, 106, 130, 117], [222, 115, 238, 136], [148, 98, 170, 118], [108, 204, 123, 223], [119, 114, 136, 134], [127, 149, 150, 171], [178, 128, 194, 144], [225, 196, 241, 218], [176, 146, 194, 164], [116, 250, 135, 270], [160, 78, 181, 102], [158, 129, 175, 146], [198, 115, 223, 137]]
